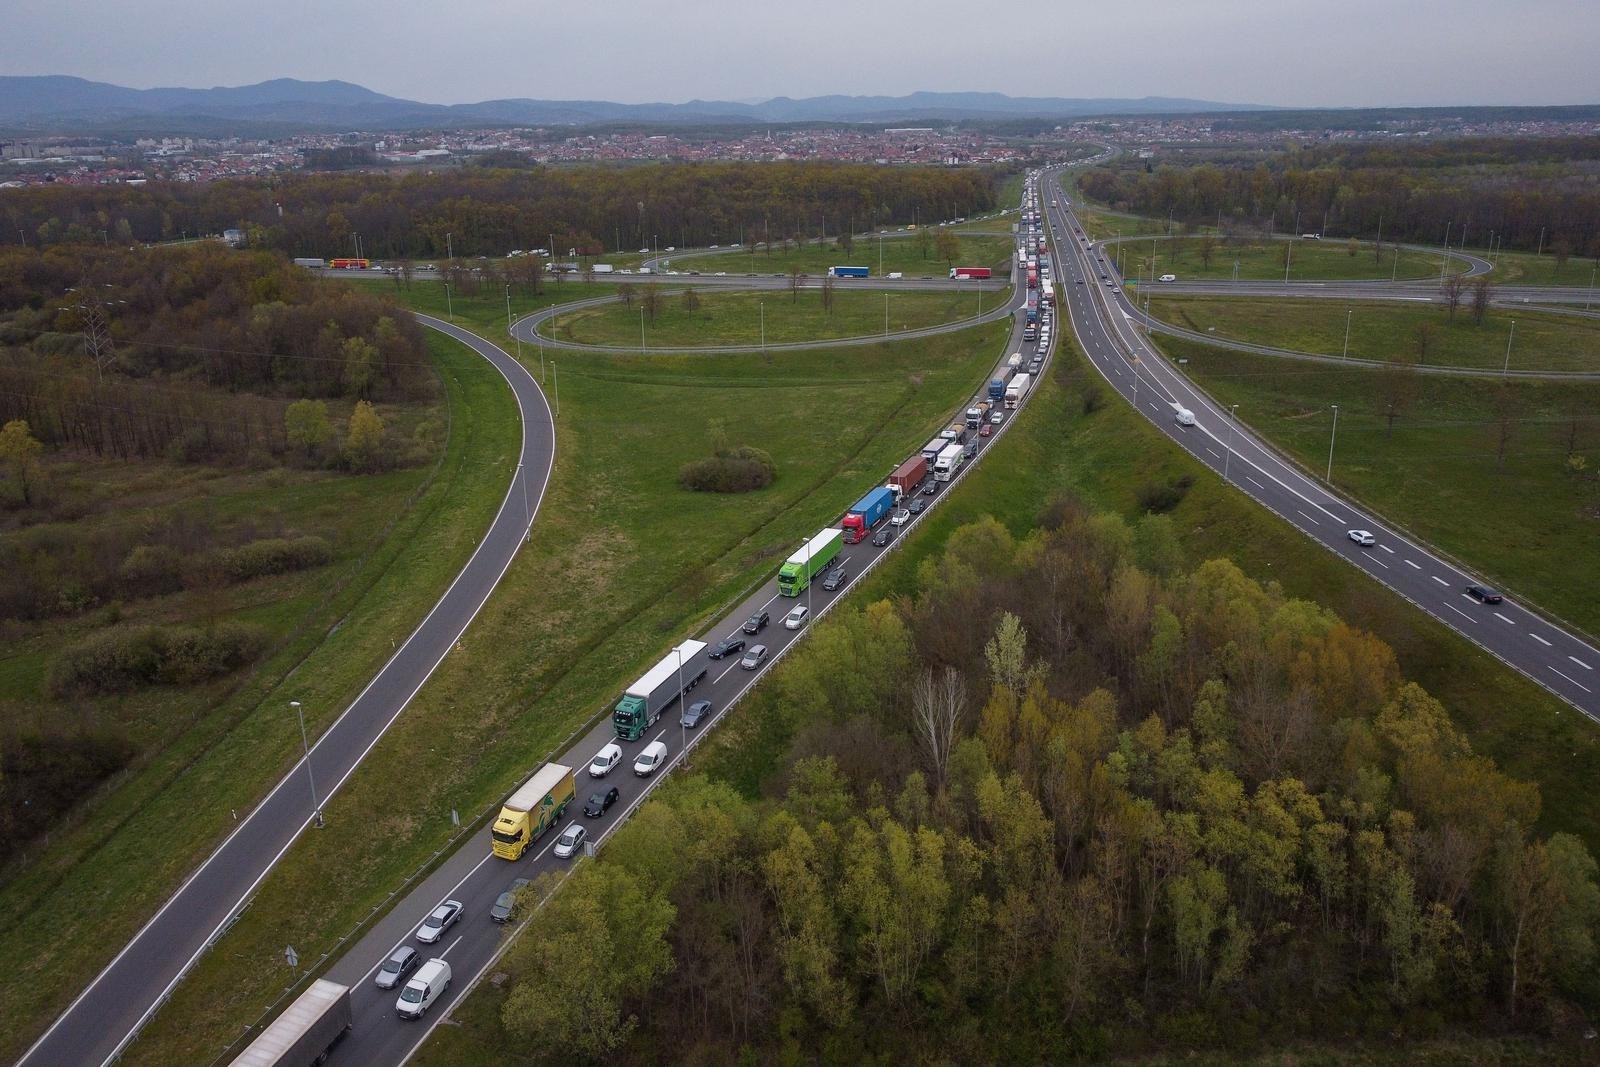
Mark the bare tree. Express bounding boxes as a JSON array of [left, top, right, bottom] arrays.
[[1375, 357, 1421, 436], [1413, 321, 1436, 365], [1196, 234, 1217, 270], [1443, 273, 1465, 320], [681, 286, 701, 313], [641, 284, 662, 324], [617, 282, 637, 309], [820, 275, 835, 314], [911, 667, 966, 792], [1470, 277, 1494, 325], [1551, 235, 1573, 276], [788, 265, 803, 304]]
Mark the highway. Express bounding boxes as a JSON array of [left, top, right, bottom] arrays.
[[15, 317, 556, 1067], [214, 183, 1055, 1067], [1040, 165, 1600, 721]]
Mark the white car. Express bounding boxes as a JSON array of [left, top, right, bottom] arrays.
[[552, 823, 586, 859], [589, 743, 623, 777], [634, 740, 668, 776], [415, 899, 463, 944], [890, 508, 911, 527], [1347, 529, 1377, 547], [1174, 407, 1196, 427], [784, 606, 809, 630], [990, 412, 1004, 424]]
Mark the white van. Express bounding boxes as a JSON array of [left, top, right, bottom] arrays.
[[634, 740, 668, 777], [1174, 407, 1197, 427], [1159, 273, 1177, 282], [396, 958, 452, 1019], [588, 743, 622, 777]]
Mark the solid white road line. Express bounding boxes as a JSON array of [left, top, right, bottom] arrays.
[[441, 934, 464, 959], [1246, 476, 1264, 489], [1572, 656, 1594, 671], [1445, 603, 1477, 623], [1551, 667, 1593, 694], [1369, 556, 1390, 569], [1296, 510, 1319, 525]]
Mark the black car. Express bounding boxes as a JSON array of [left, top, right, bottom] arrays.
[[822, 567, 850, 591], [872, 526, 895, 548], [743, 610, 770, 634], [921, 479, 938, 496], [584, 786, 620, 817], [1465, 584, 1504, 604], [708, 637, 745, 660], [908, 497, 927, 515], [489, 879, 532, 924], [681, 699, 712, 728]]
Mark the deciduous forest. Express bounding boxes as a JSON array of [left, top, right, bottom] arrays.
[[488, 507, 1600, 1064], [0, 162, 998, 260], [1078, 136, 1600, 256]]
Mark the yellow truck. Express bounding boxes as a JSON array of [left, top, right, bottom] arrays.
[[491, 763, 576, 860]]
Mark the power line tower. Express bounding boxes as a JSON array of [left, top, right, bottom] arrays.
[[63, 283, 120, 381]]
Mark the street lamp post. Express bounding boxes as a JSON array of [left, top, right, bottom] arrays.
[[884, 292, 889, 337], [804, 537, 814, 626], [759, 302, 765, 352], [1224, 404, 1239, 483], [674, 646, 687, 768], [505, 284, 513, 334], [290, 701, 323, 828], [444, 282, 453, 321], [1325, 404, 1340, 483], [446, 232, 453, 262], [640, 307, 646, 352], [1342, 308, 1352, 359], [1503, 320, 1517, 376], [552, 361, 559, 417], [518, 460, 530, 541]]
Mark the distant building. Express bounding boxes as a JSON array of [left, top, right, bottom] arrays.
[[223, 228, 246, 248]]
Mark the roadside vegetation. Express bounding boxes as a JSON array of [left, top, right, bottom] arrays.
[[1147, 297, 1600, 374], [115, 285, 1011, 1064], [547, 285, 996, 347], [422, 343, 1600, 1067]]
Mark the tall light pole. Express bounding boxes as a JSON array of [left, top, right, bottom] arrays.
[[1283, 239, 1293, 284], [505, 284, 513, 334], [1325, 404, 1340, 483], [1503, 320, 1516, 376], [444, 282, 453, 322], [640, 307, 645, 352], [518, 461, 530, 541], [1342, 308, 1352, 359], [674, 645, 687, 767], [759, 301, 765, 353], [884, 292, 889, 336], [1439, 221, 1452, 286], [552, 361, 559, 417], [803, 537, 814, 625], [446, 232, 453, 262], [1587, 264, 1596, 313], [290, 701, 323, 828], [1224, 404, 1239, 483]]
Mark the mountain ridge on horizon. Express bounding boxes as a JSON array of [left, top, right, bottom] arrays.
[[0, 75, 1277, 134]]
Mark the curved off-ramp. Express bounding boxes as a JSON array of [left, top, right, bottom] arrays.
[[514, 281, 1018, 354], [16, 317, 553, 1067]]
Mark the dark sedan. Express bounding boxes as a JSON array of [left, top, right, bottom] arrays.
[[708, 637, 745, 659], [584, 787, 620, 818]]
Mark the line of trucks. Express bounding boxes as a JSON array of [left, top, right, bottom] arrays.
[[823, 265, 994, 280], [231, 180, 1048, 1067]]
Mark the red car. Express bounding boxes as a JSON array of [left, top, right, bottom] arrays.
[[979, 423, 993, 437]]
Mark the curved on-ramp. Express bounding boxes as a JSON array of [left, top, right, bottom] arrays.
[[16, 317, 552, 1067]]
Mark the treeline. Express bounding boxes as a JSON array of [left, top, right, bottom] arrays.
[[491, 507, 1600, 1063], [0, 162, 998, 260], [1079, 137, 1600, 256]]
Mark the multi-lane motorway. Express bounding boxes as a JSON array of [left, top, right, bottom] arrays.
[[295, 207, 1051, 1067], [1039, 165, 1600, 720], [15, 317, 556, 1067]]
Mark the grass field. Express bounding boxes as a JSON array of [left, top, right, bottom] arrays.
[[0, 330, 521, 1064], [114, 288, 1010, 1063], [1475, 247, 1600, 289], [1148, 297, 1600, 373], [663, 231, 1015, 279], [1113, 234, 1447, 283], [422, 318, 1599, 1067], [546, 286, 995, 347]]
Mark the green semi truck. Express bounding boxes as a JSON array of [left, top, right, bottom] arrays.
[[778, 527, 843, 596]]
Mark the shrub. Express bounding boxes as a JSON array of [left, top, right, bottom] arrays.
[[118, 544, 184, 597], [1134, 474, 1195, 514], [45, 621, 268, 697], [209, 536, 333, 583], [678, 446, 777, 493]]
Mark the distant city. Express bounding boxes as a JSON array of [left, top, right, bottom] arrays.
[[3, 111, 1597, 189]]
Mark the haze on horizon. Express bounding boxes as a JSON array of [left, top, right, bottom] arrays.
[[4, 0, 1597, 110]]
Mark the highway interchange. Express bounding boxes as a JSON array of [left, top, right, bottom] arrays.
[[18, 155, 1600, 1067]]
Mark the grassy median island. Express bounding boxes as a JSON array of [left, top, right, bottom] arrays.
[[117, 285, 1009, 1064], [547, 285, 995, 347], [665, 231, 1015, 278], [0, 327, 519, 1064], [1147, 296, 1600, 373], [1104, 233, 1447, 283]]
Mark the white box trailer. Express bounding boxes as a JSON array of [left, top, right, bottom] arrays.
[[922, 435, 947, 463], [934, 442, 967, 482], [1005, 372, 1032, 409], [230, 979, 351, 1067]]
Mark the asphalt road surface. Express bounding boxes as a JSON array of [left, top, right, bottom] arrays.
[[1040, 165, 1600, 721], [16, 317, 555, 1067], [240, 186, 1057, 1067]]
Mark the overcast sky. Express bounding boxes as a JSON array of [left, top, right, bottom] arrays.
[[5, 0, 1596, 108]]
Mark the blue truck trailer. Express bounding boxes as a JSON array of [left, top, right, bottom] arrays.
[[841, 485, 895, 542], [827, 266, 870, 278]]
